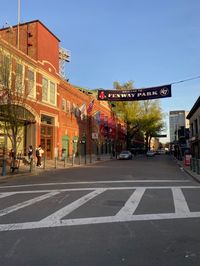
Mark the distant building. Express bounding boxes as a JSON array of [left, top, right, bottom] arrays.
[[169, 110, 189, 143], [187, 97, 200, 159]]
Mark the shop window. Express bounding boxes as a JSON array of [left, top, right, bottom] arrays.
[[41, 114, 54, 125]]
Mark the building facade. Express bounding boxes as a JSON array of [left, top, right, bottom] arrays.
[[187, 97, 200, 159], [169, 110, 189, 143], [0, 20, 126, 159]]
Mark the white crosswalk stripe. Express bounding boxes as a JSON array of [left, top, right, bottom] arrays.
[[0, 191, 60, 217], [116, 188, 145, 217], [172, 187, 190, 215], [0, 185, 199, 231], [41, 188, 106, 223]]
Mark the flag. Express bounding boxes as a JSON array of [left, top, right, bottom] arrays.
[[87, 99, 95, 115], [79, 103, 87, 120], [94, 111, 101, 124]]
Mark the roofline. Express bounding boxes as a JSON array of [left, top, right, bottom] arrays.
[[0, 19, 60, 42], [186, 96, 200, 119]]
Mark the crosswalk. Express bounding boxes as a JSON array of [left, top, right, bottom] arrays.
[[0, 181, 200, 231]]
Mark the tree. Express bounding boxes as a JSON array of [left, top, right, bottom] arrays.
[[112, 81, 142, 149], [136, 100, 165, 150], [112, 81, 165, 150], [0, 46, 35, 166]]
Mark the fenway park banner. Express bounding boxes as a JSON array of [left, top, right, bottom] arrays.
[[97, 84, 171, 101]]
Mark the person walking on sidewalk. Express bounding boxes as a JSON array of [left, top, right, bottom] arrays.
[[36, 145, 44, 167], [28, 145, 33, 162]]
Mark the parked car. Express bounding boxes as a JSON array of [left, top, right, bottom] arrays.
[[119, 150, 133, 160], [146, 150, 155, 157]]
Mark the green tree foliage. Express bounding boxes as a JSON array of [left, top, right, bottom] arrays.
[[112, 81, 165, 150]]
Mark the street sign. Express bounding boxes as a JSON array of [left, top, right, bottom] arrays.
[[92, 132, 98, 139]]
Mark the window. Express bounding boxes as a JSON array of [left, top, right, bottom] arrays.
[[42, 78, 48, 102], [194, 119, 198, 135], [66, 101, 71, 113], [0, 53, 11, 88], [15, 63, 24, 93], [62, 98, 66, 111], [27, 69, 35, 98], [42, 77, 57, 106], [50, 82, 55, 105]]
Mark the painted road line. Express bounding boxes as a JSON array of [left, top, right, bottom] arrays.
[[40, 188, 106, 223], [116, 188, 145, 217], [0, 192, 16, 199], [0, 180, 191, 189], [172, 188, 190, 215], [0, 191, 60, 217], [1, 211, 200, 231], [0, 186, 199, 195]]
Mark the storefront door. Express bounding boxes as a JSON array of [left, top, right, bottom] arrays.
[[41, 137, 53, 159], [62, 136, 69, 159]]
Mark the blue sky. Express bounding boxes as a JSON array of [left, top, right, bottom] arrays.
[[1, 0, 200, 141]]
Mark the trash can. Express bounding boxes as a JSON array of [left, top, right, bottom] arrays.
[[184, 154, 192, 166]]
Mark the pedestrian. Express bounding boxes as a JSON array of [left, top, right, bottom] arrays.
[[36, 145, 44, 167], [28, 145, 33, 162]]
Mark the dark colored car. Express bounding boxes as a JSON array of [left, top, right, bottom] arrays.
[[146, 150, 155, 157]]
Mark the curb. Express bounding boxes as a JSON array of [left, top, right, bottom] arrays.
[[176, 160, 200, 183]]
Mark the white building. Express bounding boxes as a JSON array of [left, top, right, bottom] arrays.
[[169, 110, 189, 143]]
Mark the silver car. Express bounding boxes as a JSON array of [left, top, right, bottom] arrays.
[[119, 150, 133, 160]]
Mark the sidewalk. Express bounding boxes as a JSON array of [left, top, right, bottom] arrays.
[[176, 159, 200, 183], [0, 154, 114, 181]]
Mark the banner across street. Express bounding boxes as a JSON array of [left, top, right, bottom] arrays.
[[97, 84, 172, 101]]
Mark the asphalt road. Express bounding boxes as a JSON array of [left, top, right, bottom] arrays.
[[0, 155, 200, 266]]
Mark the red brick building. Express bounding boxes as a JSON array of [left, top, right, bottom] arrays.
[[0, 20, 126, 159]]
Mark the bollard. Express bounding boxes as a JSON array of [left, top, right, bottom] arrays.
[[1, 158, 6, 176], [197, 159, 200, 175], [29, 158, 33, 173], [192, 158, 196, 172], [64, 157, 66, 168], [43, 156, 46, 169], [79, 155, 81, 165], [55, 157, 57, 169], [190, 158, 193, 171]]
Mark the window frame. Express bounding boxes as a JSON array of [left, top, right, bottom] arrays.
[[42, 76, 57, 106], [27, 68, 36, 99], [15, 62, 24, 93]]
